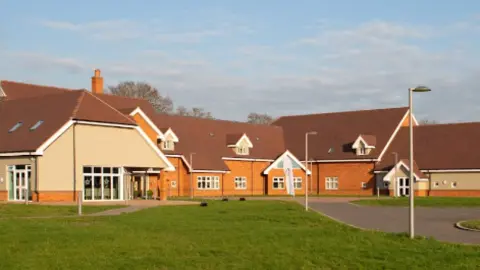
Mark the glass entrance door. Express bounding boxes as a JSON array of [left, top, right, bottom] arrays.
[[397, 177, 410, 197], [7, 165, 32, 201]]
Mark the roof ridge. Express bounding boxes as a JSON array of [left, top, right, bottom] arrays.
[[94, 92, 150, 102], [86, 91, 137, 125], [154, 113, 284, 129], [72, 91, 87, 118], [1, 80, 83, 92], [275, 106, 409, 120], [417, 121, 480, 127]]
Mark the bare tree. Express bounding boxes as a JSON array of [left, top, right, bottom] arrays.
[[176, 106, 214, 119], [107, 81, 173, 114], [247, 112, 274, 125]]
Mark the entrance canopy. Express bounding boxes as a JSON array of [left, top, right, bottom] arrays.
[[382, 159, 427, 182]]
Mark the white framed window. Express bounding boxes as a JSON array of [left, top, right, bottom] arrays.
[[273, 177, 285, 189], [358, 147, 366, 155], [294, 177, 302, 189], [171, 180, 177, 188], [234, 176, 247, 189], [162, 140, 174, 150], [83, 166, 122, 201], [384, 182, 389, 188], [325, 177, 338, 190], [197, 176, 220, 190], [236, 146, 249, 155], [361, 182, 367, 189]]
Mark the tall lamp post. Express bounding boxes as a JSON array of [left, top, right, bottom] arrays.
[[190, 152, 196, 199], [392, 152, 398, 197], [408, 85, 431, 239], [305, 131, 318, 211]]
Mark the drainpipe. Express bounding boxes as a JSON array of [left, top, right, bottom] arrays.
[[251, 161, 254, 196], [73, 122, 77, 202]]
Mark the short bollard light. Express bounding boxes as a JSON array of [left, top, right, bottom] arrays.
[[239, 197, 246, 201], [200, 201, 208, 207], [222, 198, 229, 202]]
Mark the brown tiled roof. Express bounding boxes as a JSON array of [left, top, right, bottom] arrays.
[[273, 107, 409, 160], [226, 133, 244, 146], [92, 93, 157, 117], [1, 80, 156, 118], [398, 159, 426, 179], [376, 123, 480, 171], [153, 114, 286, 171], [0, 92, 81, 153], [360, 134, 377, 146], [1, 80, 79, 100], [0, 90, 136, 153]]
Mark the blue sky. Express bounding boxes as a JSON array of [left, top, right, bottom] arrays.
[[1, 0, 480, 121]]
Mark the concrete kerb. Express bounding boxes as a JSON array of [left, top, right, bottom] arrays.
[[455, 220, 480, 232]]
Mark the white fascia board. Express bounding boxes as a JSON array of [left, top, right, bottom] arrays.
[[129, 107, 165, 140]]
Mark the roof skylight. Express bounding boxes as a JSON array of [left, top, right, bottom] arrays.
[[30, 120, 44, 131], [8, 122, 23, 133]]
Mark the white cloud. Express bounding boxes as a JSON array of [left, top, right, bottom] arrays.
[[7, 18, 480, 122], [40, 18, 249, 43]]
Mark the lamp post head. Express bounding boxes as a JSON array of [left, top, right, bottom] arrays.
[[307, 131, 318, 135], [410, 85, 431, 92]]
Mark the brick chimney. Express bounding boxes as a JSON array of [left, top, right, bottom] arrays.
[[91, 69, 103, 94]]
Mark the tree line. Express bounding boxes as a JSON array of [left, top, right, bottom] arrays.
[[108, 81, 275, 124]]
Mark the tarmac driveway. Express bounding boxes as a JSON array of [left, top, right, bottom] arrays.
[[307, 199, 480, 245]]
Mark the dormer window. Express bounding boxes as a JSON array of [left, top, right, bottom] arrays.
[[236, 146, 249, 155], [159, 128, 179, 151], [227, 133, 253, 156], [162, 140, 174, 151], [352, 134, 376, 156]]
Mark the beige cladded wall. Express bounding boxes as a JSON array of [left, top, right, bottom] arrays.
[[38, 123, 169, 192], [429, 172, 480, 190], [376, 167, 428, 194], [0, 157, 36, 193]]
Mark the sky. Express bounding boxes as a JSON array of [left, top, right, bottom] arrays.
[[1, 0, 480, 122]]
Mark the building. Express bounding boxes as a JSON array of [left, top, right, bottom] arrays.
[[375, 123, 480, 197], [1, 70, 479, 201], [0, 81, 174, 202], [273, 107, 414, 195]]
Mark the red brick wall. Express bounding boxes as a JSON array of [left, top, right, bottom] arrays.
[[429, 190, 480, 197], [223, 160, 270, 196], [316, 162, 375, 195], [161, 157, 190, 197], [266, 168, 307, 196], [0, 191, 7, 201], [35, 191, 77, 202]]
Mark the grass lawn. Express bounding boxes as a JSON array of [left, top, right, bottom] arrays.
[[0, 204, 125, 218], [352, 197, 480, 207], [460, 220, 480, 230], [0, 201, 479, 269]]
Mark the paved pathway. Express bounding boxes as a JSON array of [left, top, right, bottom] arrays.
[[306, 199, 480, 245]]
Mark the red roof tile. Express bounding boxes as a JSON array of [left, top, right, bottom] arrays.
[[273, 107, 409, 160], [153, 114, 286, 171], [376, 123, 480, 171]]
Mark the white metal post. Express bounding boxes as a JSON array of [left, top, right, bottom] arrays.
[[408, 88, 415, 239], [305, 133, 309, 211], [190, 153, 195, 199], [78, 190, 83, 216]]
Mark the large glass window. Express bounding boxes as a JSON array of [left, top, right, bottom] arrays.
[[294, 177, 302, 189], [325, 177, 339, 190], [273, 177, 285, 189], [197, 176, 220, 190], [234, 177, 247, 189], [83, 166, 122, 200]]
